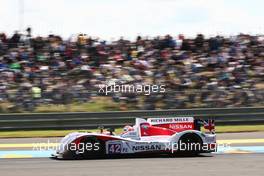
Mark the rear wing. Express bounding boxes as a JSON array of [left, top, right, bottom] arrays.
[[147, 117, 215, 133], [147, 117, 194, 132]]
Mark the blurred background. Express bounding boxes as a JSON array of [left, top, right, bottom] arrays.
[[0, 0, 263, 113]]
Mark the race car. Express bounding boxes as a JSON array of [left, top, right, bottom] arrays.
[[53, 117, 216, 159]]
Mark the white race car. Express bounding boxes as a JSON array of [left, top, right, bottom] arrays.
[[53, 117, 216, 159]]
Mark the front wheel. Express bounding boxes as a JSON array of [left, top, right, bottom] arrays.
[[64, 137, 106, 159]]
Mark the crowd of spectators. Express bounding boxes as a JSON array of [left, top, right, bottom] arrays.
[[0, 28, 263, 111]]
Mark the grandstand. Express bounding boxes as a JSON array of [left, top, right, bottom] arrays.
[[0, 31, 263, 112]]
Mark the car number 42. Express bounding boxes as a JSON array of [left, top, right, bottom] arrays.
[[108, 144, 121, 154]]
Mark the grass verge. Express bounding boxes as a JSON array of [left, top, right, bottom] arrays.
[[215, 125, 264, 133], [0, 125, 264, 138]]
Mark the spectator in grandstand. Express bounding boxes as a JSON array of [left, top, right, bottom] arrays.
[[0, 29, 263, 111]]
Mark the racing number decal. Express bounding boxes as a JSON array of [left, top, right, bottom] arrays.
[[108, 144, 121, 154]]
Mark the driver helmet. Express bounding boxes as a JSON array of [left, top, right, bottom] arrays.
[[123, 125, 134, 133]]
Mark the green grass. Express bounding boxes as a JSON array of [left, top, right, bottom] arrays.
[[0, 125, 264, 138], [0, 128, 124, 138], [215, 125, 264, 133]]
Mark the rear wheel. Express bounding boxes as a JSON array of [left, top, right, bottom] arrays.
[[177, 133, 203, 156]]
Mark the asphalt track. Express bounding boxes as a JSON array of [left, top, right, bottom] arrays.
[[1, 131, 263, 144], [0, 154, 263, 176], [1, 132, 264, 176]]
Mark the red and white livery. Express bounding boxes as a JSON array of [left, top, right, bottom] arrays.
[[53, 117, 216, 159]]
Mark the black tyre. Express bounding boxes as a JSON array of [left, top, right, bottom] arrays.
[[64, 136, 106, 159], [177, 133, 203, 156]]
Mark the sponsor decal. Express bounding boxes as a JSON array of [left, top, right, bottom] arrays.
[[132, 144, 162, 151], [168, 124, 193, 129], [121, 131, 138, 139], [148, 117, 193, 125]]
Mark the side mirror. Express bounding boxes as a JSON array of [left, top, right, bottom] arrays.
[[107, 128, 115, 135], [98, 125, 104, 133]]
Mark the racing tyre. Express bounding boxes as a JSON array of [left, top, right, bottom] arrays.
[[177, 133, 203, 156], [64, 136, 106, 159]]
